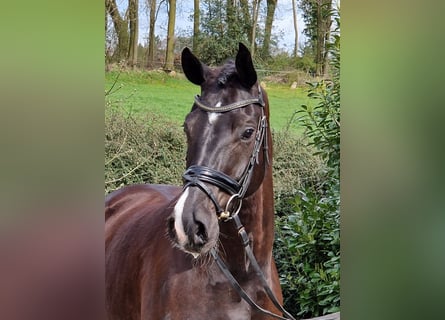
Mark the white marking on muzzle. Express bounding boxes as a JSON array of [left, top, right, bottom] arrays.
[[173, 188, 189, 246]]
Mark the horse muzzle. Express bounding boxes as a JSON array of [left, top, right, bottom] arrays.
[[168, 188, 220, 257]]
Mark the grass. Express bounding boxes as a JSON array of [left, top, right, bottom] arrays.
[[105, 70, 312, 133]]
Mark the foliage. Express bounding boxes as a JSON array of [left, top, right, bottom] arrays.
[[296, 25, 340, 170], [274, 183, 339, 318], [196, 0, 249, 65], [261, 51, 316, 75], [294, 54, 317, 75], [105, 106, 186, 194], [264, 52, 296, 72], [273, 10, 340, 318], [299, 0, 334, 75], [272, 130, 326, 216]]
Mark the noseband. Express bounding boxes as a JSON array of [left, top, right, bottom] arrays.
[[182, 85, 269, 221]]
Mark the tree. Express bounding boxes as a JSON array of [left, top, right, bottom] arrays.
[[250, 0, 261, 57], [198, 0, 250, 64], [146, 0, 157, 68], [292, 0, 298, 57], [193, 0, 200, 54], [164, 0, 176, 71], [300, 0, 332, 75], [262, 0, 277, 58], [128, 0, 139, 67], [106, 0, 129, 62]]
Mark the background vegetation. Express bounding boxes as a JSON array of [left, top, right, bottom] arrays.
[[106, 0, 337, 75], [273, 13, 339, 317]]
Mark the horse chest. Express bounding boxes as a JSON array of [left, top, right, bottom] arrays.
[[160, 269, 263, 320]]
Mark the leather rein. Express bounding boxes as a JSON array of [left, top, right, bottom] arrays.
[[182, 86, 296, 320]]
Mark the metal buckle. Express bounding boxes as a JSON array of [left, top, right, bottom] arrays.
[[219, 194, 242, 221]]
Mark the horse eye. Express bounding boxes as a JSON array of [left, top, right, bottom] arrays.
[[241, 128, 255, 140]]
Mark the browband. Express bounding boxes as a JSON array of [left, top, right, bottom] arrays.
[[194, 85, 265, 113]]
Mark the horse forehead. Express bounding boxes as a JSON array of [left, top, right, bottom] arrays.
[[208, 109, 221, 125]]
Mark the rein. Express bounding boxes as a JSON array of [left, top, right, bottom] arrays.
[[210, 215, 297, 320], [182, 86, 296, 320]]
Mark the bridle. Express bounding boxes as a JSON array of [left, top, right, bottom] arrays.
[[183, 85, 268, 221], [181, 85, 296, 320]]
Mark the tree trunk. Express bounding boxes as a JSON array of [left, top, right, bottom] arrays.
[[164, 0, 176, 71], [321, 0, 332, 76], [315, 0, 331, 76], [315, 0, 322, 75], [193, 0, 200, 53], [292, 0, 298, 57], [322, 24, 331, 76], [128, 0, 139, 68], [251, 0, 261, 57], [147, 0, 157, 68], [262, 0, 277, 58], [106, 0, 129, 62]]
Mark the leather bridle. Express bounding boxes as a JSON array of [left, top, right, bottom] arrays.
[[183, 85, 269, 221], [181, 86, 296, 320]]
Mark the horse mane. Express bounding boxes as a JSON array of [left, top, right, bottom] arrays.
[[217, 60, 236, 86]]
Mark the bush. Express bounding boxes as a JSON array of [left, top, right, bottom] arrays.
[[273, 13, 340, 318], [294, 55, 317, 75], [272, 130, 326, 216], [274, 178, 339, 318], [105, 106, 186, 194]]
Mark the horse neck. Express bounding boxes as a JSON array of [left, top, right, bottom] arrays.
[[219, 156, 275, 272]]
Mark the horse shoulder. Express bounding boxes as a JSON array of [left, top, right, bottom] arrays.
[[105, 184, 181, 220], [105, 184, 181, 320]]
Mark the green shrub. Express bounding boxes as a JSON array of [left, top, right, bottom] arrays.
[[285, 70, 315, 86], [273, 13, 340, 318], [105, 106, 186, 194], [272, 130, 326, 216], [274, 179, 339, 318], [265, 52, 295, 72], [294, 55, 317, 75], [296, 22, 340, 172]]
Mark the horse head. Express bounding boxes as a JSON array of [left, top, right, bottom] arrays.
[[168, 43, 271, 258]]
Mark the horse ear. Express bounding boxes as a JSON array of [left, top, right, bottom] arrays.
[[181, 47, 205, 86], [235, 42, 257, 89]]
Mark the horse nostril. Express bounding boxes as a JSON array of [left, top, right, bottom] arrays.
[[167, 217, 176, 240], [193, 220, 208, 246]]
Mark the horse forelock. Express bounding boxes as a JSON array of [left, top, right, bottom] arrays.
[[216, 60, 236, 87]]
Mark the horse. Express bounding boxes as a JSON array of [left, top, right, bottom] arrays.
[[105, 43, 295, 320]]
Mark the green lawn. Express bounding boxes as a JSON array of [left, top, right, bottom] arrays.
[[105, 70, 311, 134]]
